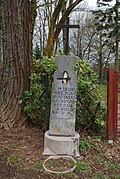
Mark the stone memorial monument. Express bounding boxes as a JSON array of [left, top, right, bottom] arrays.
[[43, 56, 80, 156]]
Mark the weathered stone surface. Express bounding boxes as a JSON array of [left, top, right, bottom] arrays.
[[43, 130, 80, 156], [43, 55, 80, 157], [49, 56, 78, 136]]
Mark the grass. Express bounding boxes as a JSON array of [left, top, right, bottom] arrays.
[[94, 154, 103, 164], [93, 171, 109, 179], [55, 172, 78, 179], [30, 160, 43, 170], [76, 161, 90, 172], [80, 138, 92, 151], [7, 154, 25, 166], [107, 162, 118, 171], [67, 172, 78, 179], [0, 127, 119, 178], [9, 143, 21, 149], [0, 146, 10, 162], [93, 135, 102, 140], [0, 146, 8, 156]]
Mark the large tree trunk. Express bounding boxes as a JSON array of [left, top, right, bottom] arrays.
[[0, 0, 3, 94], [0, 0, 30, 130], [0, 0, 2, 62]]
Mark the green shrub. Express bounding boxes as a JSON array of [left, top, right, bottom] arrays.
[[20, 56, 57, 126], [75, 59, 105, 131], [20, 56, 105, 132]]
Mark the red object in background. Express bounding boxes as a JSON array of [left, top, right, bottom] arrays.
[[107, 68, 118, 140]]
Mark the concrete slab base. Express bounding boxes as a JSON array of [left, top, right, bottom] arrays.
[[43, 130, 80, 157]]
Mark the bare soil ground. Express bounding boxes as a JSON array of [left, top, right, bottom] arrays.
[[0, 126, 120, 179]]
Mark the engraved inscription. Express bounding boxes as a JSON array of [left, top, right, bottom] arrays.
[[51, 86, 76, 118]]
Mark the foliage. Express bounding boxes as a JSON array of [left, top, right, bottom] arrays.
[[33, 43, 42, 59], [115, 175, 120, 179], [94, 0, 120, 40], [95, 0, 120, 71], [75, 59, 105, 131], [56, 47, 64, 56], [20, 56, 57, 125], [80, 139, 92, 151], [20, 56, 105, 132]]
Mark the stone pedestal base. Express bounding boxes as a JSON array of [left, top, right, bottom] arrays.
[[43, 130, 80, 157]]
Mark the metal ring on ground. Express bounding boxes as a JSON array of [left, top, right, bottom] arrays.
[[43, 155, 76, 174]]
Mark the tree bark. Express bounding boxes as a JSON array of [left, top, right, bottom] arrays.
[[29, 0, 37, 53], [0, 0, 3, 70], [43, 0, 64, 57], [0, 0, 30, 130], [0, 0, 3, 104]]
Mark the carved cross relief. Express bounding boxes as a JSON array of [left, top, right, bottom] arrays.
[[57, 71, 71, 83]]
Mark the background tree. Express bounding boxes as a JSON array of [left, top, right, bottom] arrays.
[[96, 0, 120, 72], [70, 8, 96, 59], [42, 0, 83, 57], [34, 0, 55, 56], [0, 0, 30, 130], [29, 0, 37, 53], [70, 6, 114, 81]]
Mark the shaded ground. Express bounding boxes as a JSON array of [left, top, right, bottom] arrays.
[[0, 126, 120, 179]]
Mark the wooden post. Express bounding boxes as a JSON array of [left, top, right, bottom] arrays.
[[107, 68, 114, 141], [113, 72, 118, 137], [107, 68, 118, 142]]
